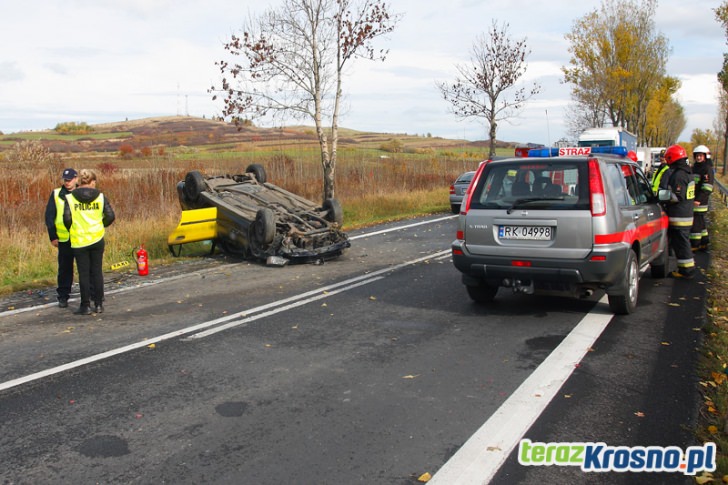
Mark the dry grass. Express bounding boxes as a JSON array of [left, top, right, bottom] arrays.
[[696, 192, 728, 479], [0, 129, 491, 294]]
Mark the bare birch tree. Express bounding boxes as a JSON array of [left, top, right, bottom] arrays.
[[211, 0, 400, 201], [436, 21, 541, 157]]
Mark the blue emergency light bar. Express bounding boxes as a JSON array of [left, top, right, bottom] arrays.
[[527, 146, 629, 158], [527, 147, 560, 157]]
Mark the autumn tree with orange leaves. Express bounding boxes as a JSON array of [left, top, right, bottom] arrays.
[[715, 1, 728, 173], [562, 0, 675, 144]]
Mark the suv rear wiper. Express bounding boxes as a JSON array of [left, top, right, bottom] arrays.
[[507, 197, 564, 214]]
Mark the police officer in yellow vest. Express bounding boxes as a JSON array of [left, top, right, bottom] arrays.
[[63, 169, 115, 315], [44, 168, 78, 307], [651, 149, 669, 195]]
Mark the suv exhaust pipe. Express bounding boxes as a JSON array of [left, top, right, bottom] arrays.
[[502, 278, 535, 294]]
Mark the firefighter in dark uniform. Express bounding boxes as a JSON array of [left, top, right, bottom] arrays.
[[690, 145, 713, 251], [44, 168, 78, 307], [662, 145, 696, 279]]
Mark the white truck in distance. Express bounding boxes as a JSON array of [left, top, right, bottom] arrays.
[[578, 127, 637, 153], [635, 147, 665, 176]]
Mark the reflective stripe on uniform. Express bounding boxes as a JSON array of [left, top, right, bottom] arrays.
[[651, 165, 670, 194], [668, 216, 693, 227], [676, 257, 695, 269]]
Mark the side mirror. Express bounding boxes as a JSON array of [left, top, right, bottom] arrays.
[[657, 189, 676, 203]]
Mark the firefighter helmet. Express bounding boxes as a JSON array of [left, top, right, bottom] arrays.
[[693, 145, 711, 158], [664, 144, 687, 165]]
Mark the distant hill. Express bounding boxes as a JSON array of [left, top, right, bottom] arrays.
[[0, 115, 517, 153]]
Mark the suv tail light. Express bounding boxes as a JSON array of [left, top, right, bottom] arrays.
[[449, 184, 455, 195], [587, 158, 606, 216], [460, 160, 490, 214]]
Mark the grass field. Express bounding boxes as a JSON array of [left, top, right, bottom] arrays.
[[696, 198, 728, 480], [0, 116, 506, 295]]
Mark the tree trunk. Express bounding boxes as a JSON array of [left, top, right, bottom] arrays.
[[325, 127, 338, 201], [488, 119, 498, 158], [316, 132, 335, 202], [313, 111, 334, 202], [723, 117, 728, 175], [322, 157, 335, 201]]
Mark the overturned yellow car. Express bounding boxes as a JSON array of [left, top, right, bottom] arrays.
[[169, 164, 350, 263]]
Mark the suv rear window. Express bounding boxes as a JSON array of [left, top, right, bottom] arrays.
[[470, 161, 589, 211]]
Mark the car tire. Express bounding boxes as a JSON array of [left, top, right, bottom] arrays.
[[183, 171, 205, 203], [466, 283, 498, 304], [650, 246, 669, 278], [176, 181, 192, 208], [246, 164, 267, 184], [451, 204, 460, 214], [608, 249, 639, 314], [253, 208, 275, 246], [322, 198, 344, 226]]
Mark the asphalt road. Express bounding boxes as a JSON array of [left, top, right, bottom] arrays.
[[0, 214, 708, 484]]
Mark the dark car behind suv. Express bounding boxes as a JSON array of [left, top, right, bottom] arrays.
[[451, 146, 669, 314]]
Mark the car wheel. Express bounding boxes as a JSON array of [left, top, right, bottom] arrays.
[[608, 249, 639, 314], [322, 198, 344, 226], [176, 181, 192, 208], [183, 171, 205, 203], [451, 204, 460, 214], [246, 164, 267, 184], [253, 208, 275, 246], [650, 246, 669, 279], [466, 283, 498, 304]]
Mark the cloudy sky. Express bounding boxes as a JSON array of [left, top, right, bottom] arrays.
[[0, 0, 724, 145]]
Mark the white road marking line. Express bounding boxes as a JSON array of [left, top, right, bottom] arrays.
[[184, 276, 385, 339], [203, 249, 449, 332], [0, 264, 240, 317], [428, 296, 614, 485], [0, 215, 455, 317], [348, 215, 456, 240], [0, 250, 449, 393]]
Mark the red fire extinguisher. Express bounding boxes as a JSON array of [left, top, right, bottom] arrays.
[[134, 245, 149, 276]]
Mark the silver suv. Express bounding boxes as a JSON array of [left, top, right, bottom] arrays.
[[451, 147, 668, 314]]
